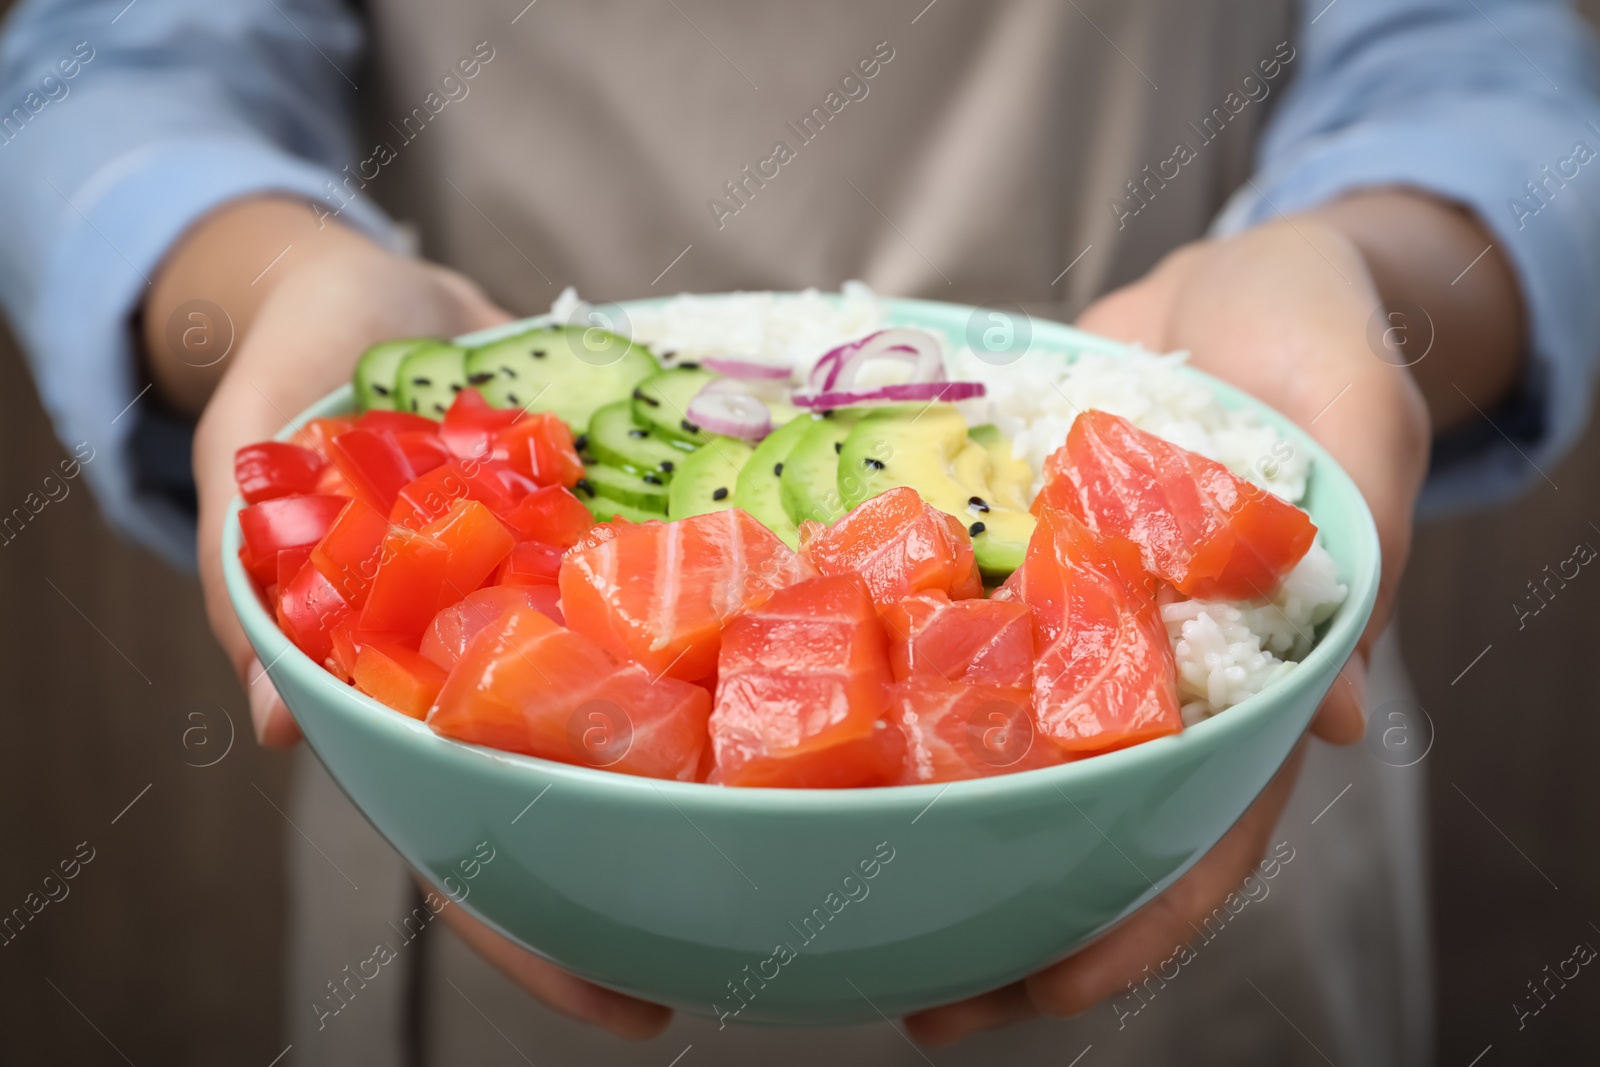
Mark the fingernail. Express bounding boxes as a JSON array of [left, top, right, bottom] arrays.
[[1346, 653, 1369, 728], [248, 660, 275, 743]]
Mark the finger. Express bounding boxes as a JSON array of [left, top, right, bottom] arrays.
[[903, 981, 1036, 1049], [245, 658, 304, 747], [1309, 648, 1367, 746], [433, 899, 673, 1040], [906, 749, 1307, 1047], [1021, 745, 1306, 1019]]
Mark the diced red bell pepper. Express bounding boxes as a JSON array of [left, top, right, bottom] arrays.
[[290, 416, 355, 458], [499, 485, 594, 547], [496, 540, 563, 586], [355, 409, 439, 438], [309, 498, 390, 606], [395, 431, 453, 477], [440, 388, 520, 462], [389, 459, 523, 529], [328, 617, 360, 683], [421, 499, 516, 607], [352, 642, 448, 719], [234, 442, 328, 504], [356, 526, 449, 641], [329, 429, 415, 513], [238, 494, 349, 586], [495, 413, 583, 488], [315, 463, 357, 498], [279, 558, 354, 666], [276, 543, 315, 593]]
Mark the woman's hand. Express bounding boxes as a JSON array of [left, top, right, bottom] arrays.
[[158, 198, 673, 1040], [906, 206, 1456, 1046]]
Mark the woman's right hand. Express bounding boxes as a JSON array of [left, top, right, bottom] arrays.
[[151, 197, 672, 1039]]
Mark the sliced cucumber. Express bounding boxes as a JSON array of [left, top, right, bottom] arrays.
[[465, 327, 659, 429], [574, 463, 669, 513], [354, 338, 435, 412], [734, 414, 818, 548], [631, 368, 719, 447], [580, 494, 663, 524], [394, 342, 469, 419], [667, 438, 754, 520], [586, 401, 696, 479], [779, 412, 862, 527]]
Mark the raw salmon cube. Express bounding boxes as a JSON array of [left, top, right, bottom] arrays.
[[559, 508, 815, 682], [429, 606, 710, 781], [800, 486, 982, 603], [878, 590, 1034, 687], [711, 574, 902, 788], [1040, 410, 1315, 601]]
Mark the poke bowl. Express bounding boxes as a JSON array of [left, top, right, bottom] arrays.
[[223, 290, 1379, 1025]]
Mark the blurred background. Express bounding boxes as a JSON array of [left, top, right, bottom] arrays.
[[3, 3, 1600, 1065]]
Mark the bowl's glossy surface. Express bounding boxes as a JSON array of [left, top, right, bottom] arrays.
[[224, 296, 1379, 1025]]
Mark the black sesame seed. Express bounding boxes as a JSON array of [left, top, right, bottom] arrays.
[[662, 350, 676, 360], [681, 419, 700, 434], [531, 349, 547, 358], [433, 403, 447, 414], [574, 477, 594, 496], [863, 457, 886, 470], [660, 461, 675, 474], [968, 521, 987, 537], [820, 410, 835, 419], [968, 495, 990, 513], [412, 376, 432, 386], [371, 383, 390, 396], [574, 434, 589, 452], [628, 428, 649, 438], [500, 365, 518, 378], [678, 360, 700, 370], [773, 463, 784, 476], [712, 487, 729, 501], [642, 473, 663, 486], [468, 372, 495, 385], [409, 399, 419, 412], [506, 392, 520, 405], [449, 383, 463, 393], [633, 387, 660, 407], [834, 441, 843, 454]]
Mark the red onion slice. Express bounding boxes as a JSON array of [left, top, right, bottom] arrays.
[[686, 385, 773, 440], [791, 380, 986, 411], [808, 328, 947, 392], [701, 356, 793, 380]]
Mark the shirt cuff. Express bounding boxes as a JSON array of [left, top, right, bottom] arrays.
[[25, 137, 400, 568], [1211, 104, 1600, 518]]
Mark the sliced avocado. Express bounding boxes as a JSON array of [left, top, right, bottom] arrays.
[[574, 463, 668, 513], [394, 342, 469, 419], [465, 326, 659, 429], [630, 367, 720, 447], [838, 404, 1035, 578], [780, 412, 863, 526], [354, 338, 433, 412], [586, 400, 696, 479], [734, 414, 819, 548], [667, 438, 754, 520], [968, 424, 1034, 511]]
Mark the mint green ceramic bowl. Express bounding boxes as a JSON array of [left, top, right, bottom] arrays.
[[223, 296, 1379, 1026]]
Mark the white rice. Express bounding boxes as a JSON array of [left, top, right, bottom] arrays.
[[549, 285, 1347, 721]]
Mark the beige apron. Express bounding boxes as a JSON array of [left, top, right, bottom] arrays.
[[287, 3, 1433, 1062]]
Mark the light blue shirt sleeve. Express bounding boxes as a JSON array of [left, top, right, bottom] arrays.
[[0, 0, 398, 567], [1214, 0, 1600, 517]]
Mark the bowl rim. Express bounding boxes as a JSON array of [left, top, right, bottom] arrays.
[[223, 293, 1381, 812]]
